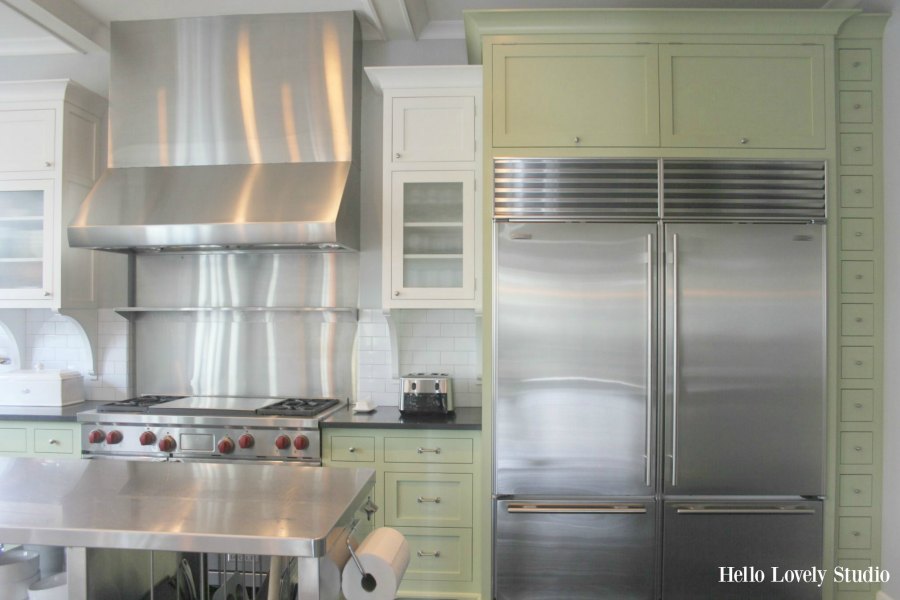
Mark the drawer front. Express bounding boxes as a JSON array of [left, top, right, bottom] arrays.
[[330, 436, 375, 462], [840, 133, 874, 166], [841, 175, 874, 208], [838, 516, 872, 549], [841, 346, 874, 380], [0, 427, 28, 453], [841, 219, 874, 252], [841, 303, 874, 337], [0, 109, 55, 172], [841, 389, 874, 422], [34, 428, 74, 454], [385, 472, 473, 527], [839, 49, 872, 81], [841, 261, 874, 294], [840, 432, 874, 465], [839, 91, 873, 124], [839, 474, 873, 507], [396, 527, 473, 582], [837, 559, 874, 592], [384, 437, 473, 464]]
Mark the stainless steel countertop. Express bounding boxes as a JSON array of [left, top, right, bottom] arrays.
[[0, 458, 374, 557]]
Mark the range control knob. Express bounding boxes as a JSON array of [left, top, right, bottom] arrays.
[[158, 436, 177, 453], [217, 437, 235, 454], [139, 431, 157, 446], [105, 430, 123, 445], [275, 435, 291, 450], [293, 435, 310, 451], [88, 429, 105, 444], [238, 434, 255, 449]]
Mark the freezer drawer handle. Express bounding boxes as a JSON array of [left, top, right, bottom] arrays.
[[675, 507, 816, 515], [507, 504, 647, 514], [417, 447, 441, 454], [417, 496, 441, 504]]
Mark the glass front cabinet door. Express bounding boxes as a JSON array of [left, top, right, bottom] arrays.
[[0, 179, 53, 300], [390, 171, 476, 303]]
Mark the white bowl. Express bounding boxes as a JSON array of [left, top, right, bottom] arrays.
[[0, 550, 39, 584], [28, 572, 67, 600], [0, 572, 39, 600]]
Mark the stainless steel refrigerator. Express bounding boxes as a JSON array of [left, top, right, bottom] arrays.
[[493, 159, 826, 600]]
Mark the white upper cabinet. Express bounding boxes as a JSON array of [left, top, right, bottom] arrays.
[[392, 96, 476, 163], [0, 110, 56, 172]]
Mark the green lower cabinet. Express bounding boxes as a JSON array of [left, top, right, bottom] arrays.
[[0, 421, 80, 457]]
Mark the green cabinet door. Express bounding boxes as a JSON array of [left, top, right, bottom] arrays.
[[659, 44, 826, 149], [492, 43, 660, 148]]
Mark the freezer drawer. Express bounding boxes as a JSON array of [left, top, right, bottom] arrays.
[[662, 500, 823, 599], [495, 499, 657, 600]]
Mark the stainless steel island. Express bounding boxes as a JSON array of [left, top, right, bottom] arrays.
[[0, 457, 375, 599]]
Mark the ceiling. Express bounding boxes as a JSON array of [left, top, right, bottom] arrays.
[[0, 0, 869, 57]]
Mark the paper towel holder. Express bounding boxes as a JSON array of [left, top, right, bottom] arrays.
[[347, 519, 378, 592]]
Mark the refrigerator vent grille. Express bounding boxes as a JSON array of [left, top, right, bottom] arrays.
[[662, 160, 826, 219], [493, 158, 659, 219]]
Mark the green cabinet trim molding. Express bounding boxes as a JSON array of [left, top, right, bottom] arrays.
[[466, 9, 888, 600]]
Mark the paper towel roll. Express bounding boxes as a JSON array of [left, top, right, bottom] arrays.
[[341, 528, 410, 600], [319, 527, 356, 600]]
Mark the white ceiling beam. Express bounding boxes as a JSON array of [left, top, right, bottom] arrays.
[[1, 0, 109, 53], [370, 0, 417, 40]]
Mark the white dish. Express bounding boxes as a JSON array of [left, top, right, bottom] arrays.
[[28, 572, 67, 600], [0, 550, 39, 585], [353, 401, 377, 413]]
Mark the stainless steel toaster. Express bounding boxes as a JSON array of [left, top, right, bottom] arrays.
[[400, 373, 453, 414]]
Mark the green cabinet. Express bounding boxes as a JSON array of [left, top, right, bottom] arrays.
[[0, 420, 80, 457]]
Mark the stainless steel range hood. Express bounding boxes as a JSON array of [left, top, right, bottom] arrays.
[[68, 12, 361, 252]]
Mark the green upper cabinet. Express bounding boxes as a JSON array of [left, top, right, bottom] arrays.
[[659, 44, 826, 149], [492, 43, 660, 148]]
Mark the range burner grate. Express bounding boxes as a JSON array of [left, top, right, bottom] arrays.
[[96, 395, 187, 413], [255, 397, 341, 417]]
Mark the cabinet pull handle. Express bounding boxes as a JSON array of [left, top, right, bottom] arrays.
[[348, 447, 356, 453], [43, 291, 50, 297], [21, 388, 30, 394], [416, 550, 440, 558], [855, 274, 864, 280], [49, 439, 59, 445], [854, 146, 863, 152], [853, 531, 861, 537], [394, 291, 400, 297], [854, 488, 862, 494], [417, 496, 441, 504], [676, 506, 815, 515], [855, 360, 863, 366], [739, 137, 749, 144], [854, 445, 863, 451], [855, 316, 864, 322], [855, 188, 863, 194], [855, 231, 863, 237], [855, 402, 864, 408], [417, 447, 441, 454]]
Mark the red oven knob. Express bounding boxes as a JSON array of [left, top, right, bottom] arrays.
[[88, 429, 105, 444], [293, 435, 310, 451], [105, 430, 123, 445], [158, 436, 177, 453], [238, 434, 254, 449], [275, 435, 291, 450], [139, 431, 157, 446], [217, 437, 235, 455]]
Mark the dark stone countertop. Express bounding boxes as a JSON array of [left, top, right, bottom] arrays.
[[321, 405, 481, 430], [0, 401, 108, 422]]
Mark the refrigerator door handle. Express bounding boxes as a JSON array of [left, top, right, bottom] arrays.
[[670, 233, 680, 487], [675, 506, 816, 515], [507, 503, 648, 514], [645, 233, 653, 487]]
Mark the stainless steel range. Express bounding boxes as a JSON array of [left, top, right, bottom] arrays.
[[78, 396, 343, 464]]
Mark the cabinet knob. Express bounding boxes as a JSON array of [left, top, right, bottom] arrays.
[[855, 316, 863, 322], [853, 61, 862, 67], [855, 360, 863, 366], [853, 531, 861, 536], [48, 439, 59, 445], [348, 447, 356, 453], [855, 188, 863, 194], [854, 146, 863, 152], [854, 445, 863, 451], [44, 161, 53, 168], [855, 402, 863, 408], [394, 291, 400, 297], [855, 231, 863, 237], [853, 103, 862, 110], [739, 137, 749, 145], [573, 136, 581, 144], [21, 388, 30, 394], [855, 274, 863, 280], [394, 152, 401, 159], [854, 488, 862, 494], [43, 291, 50, 297]]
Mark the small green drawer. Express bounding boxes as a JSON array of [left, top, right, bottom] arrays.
[[839, 91, 873, 124], [840, 431, 874, 465], [841, 261, 874, 294], [841, 389, 874, 422], [841, 219, 874, 252], [837, 559, 873, 592], [839, 474, 873, 507], [841, 134, 874, 166], [841, 346, 874, 380], [386, 472, 473, 528], [839, 49, 872, 81], [841, 175, 874, 208], [330, 436, 375, 462], [397, 527, 473, 582], [0, 427, 27, 453], [384, 437, 473, 464], [838, 516, 872, 549], [33, 428, 74, 454], [841, 303, 874, 337]]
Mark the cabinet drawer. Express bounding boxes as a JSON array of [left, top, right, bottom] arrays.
[[839, 91, 873, 124], [33, 428, 74, 454], [330, 436, 375, 462], [841, 175, 874, 208], [385, 472, 473, 527], [0, 109, 55, 172], [841, 389, 874, 422], [841, 261, 874, 294], [0, 427, 27, 453], [837, 559, 874, 592], [839, 49, 872, 81], [841, 304, 874, 337], [841, 219, 874, 252], [384, 437, 473, 464], [840, 432, 873, 465], [396, 527, 472, 582], [841, 134, 874, 166], [392, 96, 475, 163], [838, 517, 872, 549], [841, 346, 874, 380], [839, 474, 873, 507]]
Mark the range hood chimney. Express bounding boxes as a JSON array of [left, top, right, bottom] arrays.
[[68, 12, 361, 252]]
